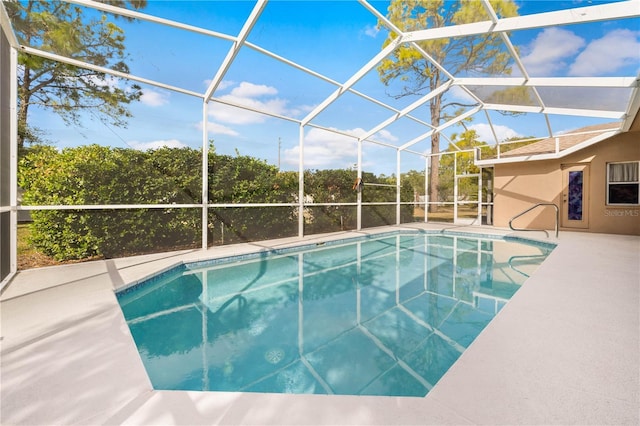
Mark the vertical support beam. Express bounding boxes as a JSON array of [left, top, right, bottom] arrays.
[[453, 153, 458, 224], [478, 167, 483, 225], [0, 36, 17, 287], [9, 45, 17, 274], [395, 235, 400, 304], [297, 252, 304, 353], [356, 241, 361, 323], [452, 236, 458, 294], [396, 149, 401, 225], [357, 139, 363, 230], [424, 156, 429, 223], [298, 125, 304, 237], [201, 101, 209, 249], [200, 271, 209, 390]]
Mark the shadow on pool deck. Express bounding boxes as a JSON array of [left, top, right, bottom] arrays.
[[1, 224, 638, 425]]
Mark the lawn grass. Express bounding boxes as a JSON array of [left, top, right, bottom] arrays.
[[17, 223, 58, 269], [17, 223, 31, 253]]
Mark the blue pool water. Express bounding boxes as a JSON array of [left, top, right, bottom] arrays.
[[117, 231, 554, 397]]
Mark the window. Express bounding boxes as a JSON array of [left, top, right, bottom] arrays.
[[607, 162, 639, 205]]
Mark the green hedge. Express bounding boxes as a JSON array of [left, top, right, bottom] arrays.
[[18, 145, 415, 261]]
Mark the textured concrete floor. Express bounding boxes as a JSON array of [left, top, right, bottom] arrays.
[[1, 225, 638, 425]]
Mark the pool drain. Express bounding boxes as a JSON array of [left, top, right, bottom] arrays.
[[265, 348, 284, 364]]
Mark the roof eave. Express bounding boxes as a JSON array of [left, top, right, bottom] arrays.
[[475, 130, 621, 167]]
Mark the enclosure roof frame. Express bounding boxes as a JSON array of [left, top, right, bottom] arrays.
[[0, 0, 638, 156]]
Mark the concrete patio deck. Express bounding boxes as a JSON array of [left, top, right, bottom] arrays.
[[1, 224, 638, 425]]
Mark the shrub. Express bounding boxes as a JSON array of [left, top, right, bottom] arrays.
[[18, 145, 418, 261]]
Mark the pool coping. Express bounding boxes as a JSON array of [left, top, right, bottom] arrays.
[[115, 227, 556, 297], [1, 223, 638, 425]]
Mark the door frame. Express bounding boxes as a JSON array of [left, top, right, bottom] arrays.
[[454, 174, 480, 225], [561, 163, 590, 229]]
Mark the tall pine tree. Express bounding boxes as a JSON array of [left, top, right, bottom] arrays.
[[377, 0, 519, 211], [5, 0, 146, 151]]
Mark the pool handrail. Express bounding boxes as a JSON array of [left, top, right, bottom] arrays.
[[508, 253, 551, 277], [509, 203, 559, 238]]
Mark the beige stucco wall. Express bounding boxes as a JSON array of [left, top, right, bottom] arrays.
[[494, 130, 640, 235]]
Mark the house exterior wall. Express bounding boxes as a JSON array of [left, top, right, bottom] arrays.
[[494, 130, 640, 236]]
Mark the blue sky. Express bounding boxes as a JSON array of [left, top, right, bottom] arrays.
[[25, 0, 640, 175]]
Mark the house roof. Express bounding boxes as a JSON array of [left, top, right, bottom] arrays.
[[500, 122, 621, 158]]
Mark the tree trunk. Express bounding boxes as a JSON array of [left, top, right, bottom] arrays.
[[429, 134, 440, 213], [16, 1, 34, 152], [428, 94, 442, 213], [17, 86, 29, 151]]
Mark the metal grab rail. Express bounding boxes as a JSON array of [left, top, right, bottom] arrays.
[[509, 203, 559, 238], [508, 254, 550, 277]]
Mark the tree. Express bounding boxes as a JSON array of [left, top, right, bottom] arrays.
[[377, 0, 519, 211], [401, 169, 426, 198], [303, 169, 357, 233], [207, 151, 298, 244], [438, 129, 485, 202], [18, 144, 418, 262], [18, 145, 203, 259], [5, 0, 147, 152]]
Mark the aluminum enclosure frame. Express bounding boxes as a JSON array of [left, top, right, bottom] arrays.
[[0, 0, 638, 283]]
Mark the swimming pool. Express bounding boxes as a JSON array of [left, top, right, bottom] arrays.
[[117, 231, 554, 397]]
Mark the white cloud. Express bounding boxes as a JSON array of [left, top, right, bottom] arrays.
[[203, 79, 236, 90], [140, 88, 170, 107], [195, 120, 239, 136], [230, 82, 277, 98], [283, 128, 360, 168], [205, 121, 239, 136], [129, 139, 187, 150], [209, 98, 289, 124], [447, 85, 478, 103], [363, 25, 379, 38], [208, 81, 301, 125], [555, 128, 574, 135], [218, 80, 236, 90], [521, 28, 585, 76], [469, 123, 520, 144], [287, 104, 317, 117], [281, 126, 401, 168], [373, 129, 398, 144], [569, 29, 640, 76]]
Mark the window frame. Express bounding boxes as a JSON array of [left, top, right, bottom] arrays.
[[606, 161, 640, 206]]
